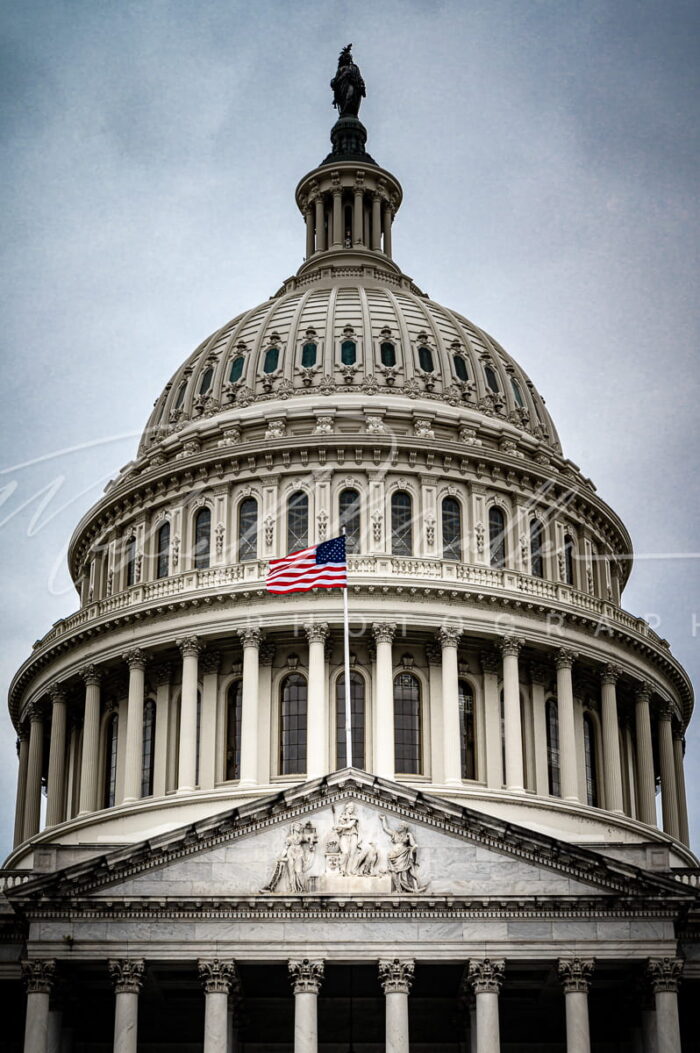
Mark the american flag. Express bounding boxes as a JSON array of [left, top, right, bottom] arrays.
[[266, 535, 347, 594]]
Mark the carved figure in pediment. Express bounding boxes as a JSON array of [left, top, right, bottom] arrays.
[[261, 821, 317, 893], [380, 814, 427, 893], [331, 803, 360, 875]]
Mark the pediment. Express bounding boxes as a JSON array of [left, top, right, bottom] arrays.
[[9, 771, 690, 906]]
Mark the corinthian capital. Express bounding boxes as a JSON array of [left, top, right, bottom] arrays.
[[237, 626, 262, 649], [304, 621, 330, 645], [555, 648, 578, 671], [21, 959, 56, 994], [49, 683, 67, 705], [198, 958, 239, 994], [108, 959, 144, 993], [480, 650, 500, 676], [558, 958, 595, 993], [177, 636, 202, 658], [467, 958, 505, 994], [288, 958, 325, 994], [122, 648, 147, 671], [635, 681, 652, 704], [79, 664, 102, 687], [438, 625, 462, 650], [378, 958, 415, 994], [646, 957, 683, 993], [498, 635, 524, 658], [200, 650, 222, 676], [600, 663, 621, 686], [372, 622, 397, 645]]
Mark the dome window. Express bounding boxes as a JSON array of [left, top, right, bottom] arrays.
[[141, 699, 156, 798], [418, 346, 434, 373], [287, 491, 309, 552], [341, 339, 357, 366], [563, 533, 576, 586], [125, 536, 137, 588], [459, 680, 476, 780], [583, 714, 599, 807], [546, 699, 560, 797], [484, 365, 500, 393], [280, 672, 308, 775], [489, 506, 507, 568], [238, 497, 258, 562], [226, 679, 242, 780], [173, 381, 187, 410], [301, 342, 317, 368], [391, 491, 413, 556], [198, 367, 214, 395], [104, 714, 119, 808], [530, 518, 544, 578], [193, 507, 211, 570], [229, 356, 245, 383], [394, 672, 422, 774], [453, 355, 469, 382], [442, 496, 462, 561], [380, 341, 396, 367], [263, 347, 280, 374], [511, 377, 525, 407], [336, 672, 365, 769], [339, 488, 361, 553], [156, 521, 170, 580]]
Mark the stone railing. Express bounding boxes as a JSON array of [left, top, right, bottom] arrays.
[[670, 868, 700, 888], [0, 869, 32, 892]]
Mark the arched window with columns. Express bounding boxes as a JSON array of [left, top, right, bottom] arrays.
[[125, 535, 137, 587], [287, 490, 309, 552], [339, 488, 361, 553], [193, 507, 211, 570], [489, 506, 507, 568], [459, 679, 476, 780], [141, 698, 156, 798], [238, 497, 258, 561], [546, 698, 560, 797], [391, 491, 413, 556], [393, 672, 422, 775], [336, 671, 365, 769], [103, 714, 118, 808], [226, 680, 242, 780], [583, 712, 600, 807], [530, 518, 544, 578], [156, 521, 170, 579], [280, 673, 307, 775], [442, 496, 462, 561], [564, 533, 576, 586]]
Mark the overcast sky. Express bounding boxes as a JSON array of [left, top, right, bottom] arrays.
[[1, 0, 698, 859]]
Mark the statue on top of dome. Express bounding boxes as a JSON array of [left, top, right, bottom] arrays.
[[331, 44, 366, 118]]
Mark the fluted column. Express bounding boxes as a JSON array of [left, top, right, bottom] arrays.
[[23, 703, 45, 841], [78, 666, 102, 814], [499, 636, 525, 792], [22, 959, 56, 1053], [314, 196, 325, 253], [305, 204, 315, 258], [237, 627, 261, 787], [109, 959, 144, 1053], [558, 959, 594, 1053], [198, 959, 239, 1053], [305, 623, 329, 778], [646, 958, 683, 1053], [379, 959, 414, 1053], [555, 649, 579, 802], [13, 726, 29, 847], [371, 192, 381, 250], [176, 637, 201, 792], [382, 202, 393, 256], [481, 651, 503, 788], [657, 705, 680, 839], [372, 622, 397, 779], [353, 183, 364, 244], [466, 958, 504, 1053], [439, 626, 463, 785], [635, 683, 657, 826], [331, 186, 342, 247], [45, 685, 68, 828], [122, 650, 147, 803], [288, 959, 324, 1053], [672, 727, 690, 845], [600, 665, 624, 813]]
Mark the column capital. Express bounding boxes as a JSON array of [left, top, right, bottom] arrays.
[[198, 958, 239, 994], [200, 650, 222, 676], [122, 648, 147, 671], [555, 648, 578, 670], [672, 725, 685, 744], [259, 641, 277, 666], [438, 625, 462, 649], [480, 650, 500, 676], [529, 661, 548, 685], [600, 663, 621, 685], [16, 723, 29, 744], [108, 958, 145, 994], [304, 621, 330, 645], [425, 640, 442, 665], [646, 957, 683, 993], [558, 957, 595, 993], [177, 635, 202, 658], [288, 958, 325, 994], [378, 958, 415, 994], [27, 701, 44, 724], [79, 664, 102, 686], [237, 627, 262, 649], [635, 681, 652, 704], [153, 661, 173, 686], [372, 621, 397, 644], [498, 635, 525, 658], [21, 958, 56, 994], [49, 683, 67, 705], [657, 701, 674, 722], [467, 958, 505, 994]]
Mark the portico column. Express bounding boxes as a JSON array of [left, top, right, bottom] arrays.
[[382, 202, 393, 256], [23, 703, 45, 841], [198, 959, 239, 1053], [46, 685, 68, 827], [635, 683, 657, 826], [646, 958, 683, 1053], [177, 636, 201, 792], [600, 664, 624, 813], [108, 959, 144, 1053], [499, 636, 525, 792], [237, 627, 262, 787], [439, 626, 463, 785], [372, 622, 397, 779], [558, 958, 594, 1053], [379, 958, 414, 1053], [288, 959, 324, 1053], [314, 195, 325, 253], [305, 623, 329, 778], [555, 649, 579, 802], [78, 666, 102, 814], [371, 192, 382, 250], [122, 650, 147, 803], [353, 182, 364, 244], [305, 204, 315, 258], [466, 958, 504, 1053], [22, 959, 56, 1053], [13, 726, 29, 847], [657, 705, 680, 839], [672, 727, 690, 845]]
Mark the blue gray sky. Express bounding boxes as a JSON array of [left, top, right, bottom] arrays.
[[1, 0, 698, 858]]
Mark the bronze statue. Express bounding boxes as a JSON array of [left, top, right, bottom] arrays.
[[331, 44, 366, 119]]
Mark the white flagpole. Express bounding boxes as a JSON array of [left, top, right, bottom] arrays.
[[341, 528, 353, 769]]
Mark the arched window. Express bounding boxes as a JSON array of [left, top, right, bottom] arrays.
[[453, 355, 469, 382], [380, 341, 396, 367], [263, 347, 280, 374], [459, 679, 476, 780], [238, 498, 257, 561], [198, 367, 214, 395], [489, 506, 506, 568], [442, 497, 462, 561], [156, 521, 170, 579], [287, 491, 309, 552], [229, 356, 245, 383], [564, 534, 575, 586], [394, 672, 422, 774], [173, 381, 187, 410], [104, 714, 118, 808], [583, 714, 599, 807], [341, 339, 357, 366], [141, 699, 156, 798], [193, 507, 211, 570], [301, 342, 317, 367], [391, 491, 413, 557], [339, 488, 361, 553], [125, 536, 137, 587], [280, 673, 307, 775], [226, 680, 242, 780], [511, 377, 525, 407], [484, 365, 500, 393], [336, 672, 365, 769], [418, 346, 434, 373], [530, 518, 544, 578], [546, 699, 560, 797]]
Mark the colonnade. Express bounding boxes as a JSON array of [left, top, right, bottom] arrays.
[[303, 185, 394, 258], [19, 955, 685, 1053], [12, 628, 689, 849]]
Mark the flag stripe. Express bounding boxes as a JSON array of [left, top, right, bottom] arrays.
[[265, 535, 347, 594]]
